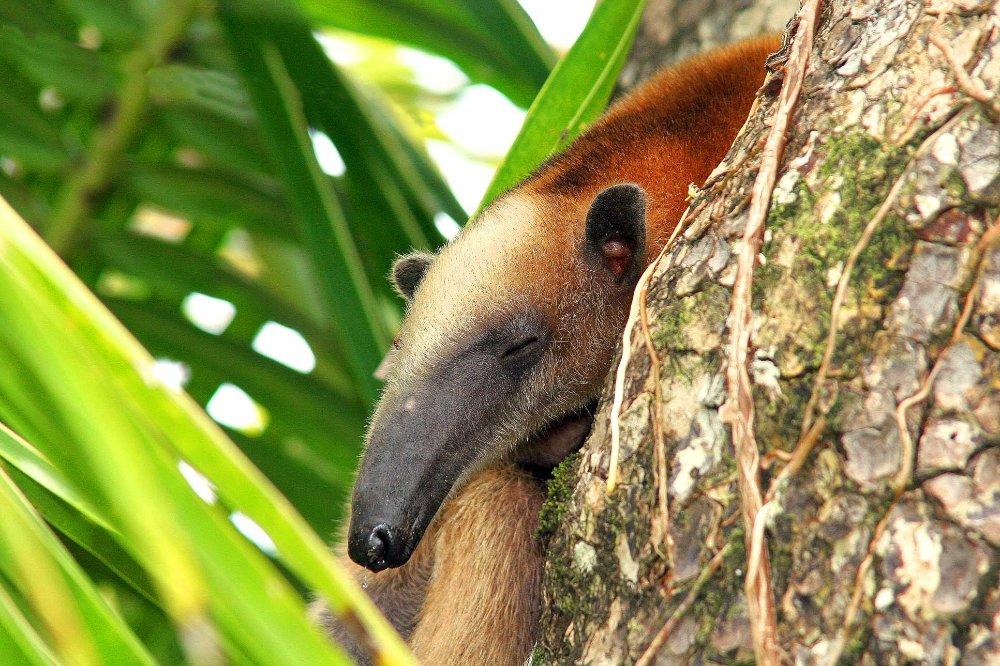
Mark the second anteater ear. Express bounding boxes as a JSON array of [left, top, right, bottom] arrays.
[[585, 183, 646, 287], [391, 251, 434, 301]]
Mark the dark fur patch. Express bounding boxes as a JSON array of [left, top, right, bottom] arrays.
[[391, 251, 434, 300], [584, 183, 646, 287]]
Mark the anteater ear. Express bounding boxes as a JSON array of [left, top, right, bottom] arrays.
[[391, 251, 434, 301], [585, 183, 646, 287]]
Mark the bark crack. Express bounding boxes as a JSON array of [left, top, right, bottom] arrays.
[[827, 217, 1000, 665], [718, 1, 821, 664]]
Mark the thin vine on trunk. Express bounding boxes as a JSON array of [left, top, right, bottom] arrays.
[[536, 0, 1000, 663]]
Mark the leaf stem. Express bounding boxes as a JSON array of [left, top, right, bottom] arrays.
[[44, 0, 199, 255]]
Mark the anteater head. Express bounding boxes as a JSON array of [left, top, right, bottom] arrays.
[[348, 183, 647, 571]]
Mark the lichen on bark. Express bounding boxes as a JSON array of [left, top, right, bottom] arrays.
[[537, 0, 1000, 663]]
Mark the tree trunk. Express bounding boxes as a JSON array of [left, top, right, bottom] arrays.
[[616, 0, 798, 91], [537, 0, 1000, 664]]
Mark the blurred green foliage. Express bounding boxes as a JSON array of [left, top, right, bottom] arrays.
[[0, 0, 643, 662]]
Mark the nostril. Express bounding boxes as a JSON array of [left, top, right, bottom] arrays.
[[347, 521, 410, 571], [367, 524, 391, 563]]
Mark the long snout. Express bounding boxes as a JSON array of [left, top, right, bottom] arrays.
[[347, 385, 485, 571], [347, 442, 445, 572]]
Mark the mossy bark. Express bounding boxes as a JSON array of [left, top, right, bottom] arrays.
[[537, 0, 1000, 663]]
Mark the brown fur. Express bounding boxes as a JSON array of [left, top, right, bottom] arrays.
[[311, 517, 435, 658], [528, 34, 779, 260], [314, 466, 543, 665], [409, 466, 544, 664], [315, 36, 780, 664]]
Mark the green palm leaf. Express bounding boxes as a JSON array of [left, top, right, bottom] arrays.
[[0, 0, 645, 660]]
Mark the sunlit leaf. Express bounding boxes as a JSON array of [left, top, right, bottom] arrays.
[[0, 194, 413, 664], [219, 8, 391, 404], [480, 0, 646, 208], [296, 0, 553, 107], [0, 465, 155, 665], [0, 0, 641, 659]]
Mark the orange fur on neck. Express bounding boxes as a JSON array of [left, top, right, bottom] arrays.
[[527, 35, 780, 261]]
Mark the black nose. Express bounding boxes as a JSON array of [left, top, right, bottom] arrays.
[[366, 525, 389, 561], [348, 523, 406, 572]]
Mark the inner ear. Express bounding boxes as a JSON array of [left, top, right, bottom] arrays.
[[391, 251, 434, 301], [584, 183, 646, 287]]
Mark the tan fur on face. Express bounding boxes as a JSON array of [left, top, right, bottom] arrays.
[[396, 190, 568, 377], [383, 190, 626, 444], [382, 37, 779, 463], [324, 35, 783, 665], [375, 189, 601, 468]]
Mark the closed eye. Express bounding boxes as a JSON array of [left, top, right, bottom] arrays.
[[502, 336, 540, 361]]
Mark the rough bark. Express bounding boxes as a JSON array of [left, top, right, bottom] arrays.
[[537, 0, 1000, 664], [616, 0, 799, 91]]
